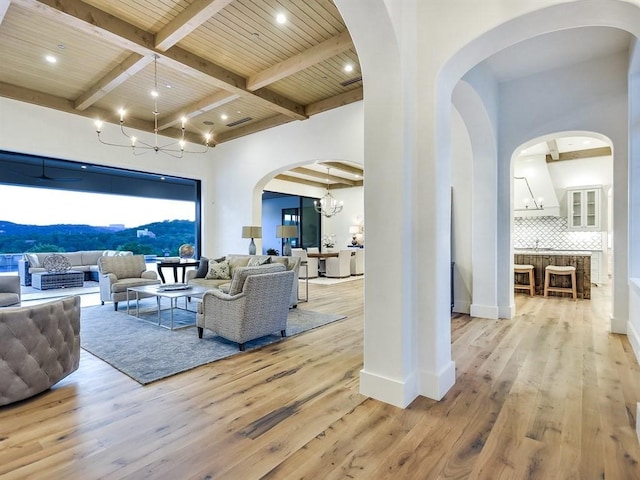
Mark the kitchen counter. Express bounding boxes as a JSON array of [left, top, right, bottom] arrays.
[[514, 251, 591, 299], [514, 249, 591, 256]]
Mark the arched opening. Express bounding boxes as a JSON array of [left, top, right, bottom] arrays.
[[510, 132, 614, 308]]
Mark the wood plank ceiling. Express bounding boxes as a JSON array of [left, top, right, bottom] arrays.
[[0, 0, 364, 189]]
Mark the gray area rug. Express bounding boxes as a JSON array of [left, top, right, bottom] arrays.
[[80, 299, 346, 385]]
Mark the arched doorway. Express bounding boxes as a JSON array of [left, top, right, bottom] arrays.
[[336, 0, 639, 407]]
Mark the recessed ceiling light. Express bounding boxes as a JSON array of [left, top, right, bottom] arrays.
[[344, 64, 354, 73], [221, 114, 228, 120], [45, 55, 57, 64], [165, 84, 172, 89], [276, 13, 287, 24]]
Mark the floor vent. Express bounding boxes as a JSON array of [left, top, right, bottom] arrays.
[[226, 117, 252, 127], [340, 75, 362, 87]]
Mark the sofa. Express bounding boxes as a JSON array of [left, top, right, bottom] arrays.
[[196, 265, 295, 350], [186, 254, 300, 307], [19, 250, 133, 286], [98, 255, 160, 310], [0, 295, 81, 406]]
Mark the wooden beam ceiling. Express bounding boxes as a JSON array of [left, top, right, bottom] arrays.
[[246, 31, 354, 91], [4, 0, 363, 147], [154, 0, 234, 52]]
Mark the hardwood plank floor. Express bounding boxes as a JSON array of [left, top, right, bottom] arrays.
[[2, 278, 640, 479]]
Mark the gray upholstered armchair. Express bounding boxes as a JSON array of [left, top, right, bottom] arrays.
[[196, 264, 295, 350], [0, 275, 21, 307], [98, 255, 160, 310], [0, 295, 80, 406]]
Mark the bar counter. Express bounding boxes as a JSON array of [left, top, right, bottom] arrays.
[[514, 250, 591, 299]]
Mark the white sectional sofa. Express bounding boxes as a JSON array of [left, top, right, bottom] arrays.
[[18, 250, 132, 286]]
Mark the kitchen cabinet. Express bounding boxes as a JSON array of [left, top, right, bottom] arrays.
[[567, 187, 601, 230]]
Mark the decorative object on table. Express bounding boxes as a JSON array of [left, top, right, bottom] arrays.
[[94, 54, 211, 158], [266, 248, 279, 256], [241, 226, 262, 255], [276, 225, 298, 256], [322, 234, 336, 249], [349, 226, 360, 246], [314, 167, 344, 217], [179, 244, 195, 259], [43, 253, 72, 273]]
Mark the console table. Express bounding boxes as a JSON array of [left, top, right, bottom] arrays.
[[32, 271, 84, 290], [156, 260, 199, 283]]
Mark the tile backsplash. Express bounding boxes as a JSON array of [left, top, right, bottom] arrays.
[[514, 216, 602, 251]]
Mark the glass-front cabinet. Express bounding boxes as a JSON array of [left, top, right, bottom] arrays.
[[567, 187, 601, 230]]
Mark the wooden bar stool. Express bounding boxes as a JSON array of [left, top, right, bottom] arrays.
[[514, 264, 535, 296], [544, 265, 577, 300]]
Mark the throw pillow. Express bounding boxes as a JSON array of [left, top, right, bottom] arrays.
[[195, 257, 209, 278], [247, 255, 271, 267], [205, 260, 231, 280], [25, 253, 40, 268]]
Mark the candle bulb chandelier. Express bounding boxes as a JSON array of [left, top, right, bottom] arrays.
[[94, 55, 211, 159], [314, 167, 344, 217]]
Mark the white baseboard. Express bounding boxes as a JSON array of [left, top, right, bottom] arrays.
[[499, 303, 515, 319], [419, 360, 456, 401], [470, 303, 499, 319], [627, 320, 640, 364], [359, 369, 419, 408], [453, 300, 470, 314]]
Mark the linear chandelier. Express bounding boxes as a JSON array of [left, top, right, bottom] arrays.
[[94, 55, 211, 159], [514, 176, 544, 211], [314, 167, 344, 217]]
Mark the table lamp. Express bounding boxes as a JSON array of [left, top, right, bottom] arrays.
[[242, 226, 262, 255], [276, 225, 298, 256]]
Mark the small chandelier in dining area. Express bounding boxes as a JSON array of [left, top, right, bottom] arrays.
[[314, 168, 344, 217], [94, 55, 211, 159]]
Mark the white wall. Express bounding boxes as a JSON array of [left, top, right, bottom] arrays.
[[450, 106, 473, 314], [206, 102, 364, 258]]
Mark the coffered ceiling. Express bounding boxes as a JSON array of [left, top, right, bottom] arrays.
[[0, 0, 364, 188]]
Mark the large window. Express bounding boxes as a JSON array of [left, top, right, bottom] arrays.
[[0, 150, 201, 262]]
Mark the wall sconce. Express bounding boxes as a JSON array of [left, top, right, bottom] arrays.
[[241, 226, 262, 255]]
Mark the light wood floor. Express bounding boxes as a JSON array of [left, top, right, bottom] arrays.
[[2, 279, 640, 479]]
